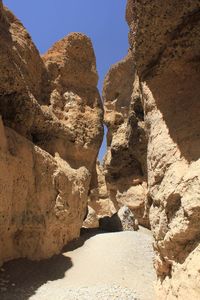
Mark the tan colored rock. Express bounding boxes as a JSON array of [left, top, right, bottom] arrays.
[[0, 3, 103, 265], [0, 5, 48, 137], [82, 206, 99, 229], [157, 244, 200, 299], [82, 162, 116, 229], [88, 162, 116, 217], [103, 53, 149, 228], [0, 117, 90, 264], [0, 4, 103, 165], [126, 0, 200, 298], [37, 32, 103, 170]]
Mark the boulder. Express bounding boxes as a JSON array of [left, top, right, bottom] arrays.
[[99, 206, 139, 232]]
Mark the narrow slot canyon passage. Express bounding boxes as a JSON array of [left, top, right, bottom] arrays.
[[0, 0, 200, 300], [0, 1, 156, 299]]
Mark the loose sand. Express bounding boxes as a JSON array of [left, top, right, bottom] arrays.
[[0, 228, 156, 300]]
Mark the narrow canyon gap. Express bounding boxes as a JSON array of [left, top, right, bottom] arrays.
[[0, 1, 200, 300]]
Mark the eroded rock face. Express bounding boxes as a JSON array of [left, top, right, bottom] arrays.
[[89, 163, 116, 215], [99, 206, 139, 232], [42, 33, 103, 169], [0, 3, 103, 265], [126, 0, 200, 298], [0, 118, 90, 263], [82, 206, 99, 229], [103, 53, 149, 228], [83, 162, 116, 229]]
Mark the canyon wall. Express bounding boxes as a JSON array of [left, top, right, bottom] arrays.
[[1, 1, 200, 298], [83, 162, 116, 228], [126, 0, 200, 298], [99, 0, 200, 297], [0, 2, 103, 265], [102, 53, 149, 228]]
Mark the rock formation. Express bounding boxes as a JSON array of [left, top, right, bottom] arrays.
[[102, 52, 149, 228], [82, 206, 99, 229], [1, 0, 200, 298], [126, 0, 200, 298], [0, 1, 103, 265], [95, 0, 200, 297], [83, 160, 118, 228], [99, 206, 139, 232]]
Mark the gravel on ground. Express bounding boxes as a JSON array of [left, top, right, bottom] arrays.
[[0, 227, 156, 300]]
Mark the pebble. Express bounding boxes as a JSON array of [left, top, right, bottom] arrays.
[[30, 284, 139, 300]]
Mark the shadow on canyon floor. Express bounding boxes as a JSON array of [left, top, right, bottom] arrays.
[[63, 228, 104, 252], [0, 228, 102, 300], [0, 255, 72, 300]]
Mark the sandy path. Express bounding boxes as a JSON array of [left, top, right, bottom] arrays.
[[0, 228, 156, 300]]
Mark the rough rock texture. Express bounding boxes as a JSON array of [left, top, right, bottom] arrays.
[[103, 53, 149, 228], [83, 162, 116, 228], [0, 118, 90, 263], [99, 206, 139, 232], [0, 2, 103, 265], [117, 206, 139, 231], [126, 0, 200, 298], [91, 164, 115, 212], [42, 33, 103, 169], [82, 206, 99, 229]]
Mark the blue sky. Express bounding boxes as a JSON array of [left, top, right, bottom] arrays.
[[4, 0, 129, 160]]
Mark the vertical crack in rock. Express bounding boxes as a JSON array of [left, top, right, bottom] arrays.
[[102, 52, 149, 228], [85, 52, 150, 229]]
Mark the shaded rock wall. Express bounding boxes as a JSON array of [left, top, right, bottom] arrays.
[[87, 162, 117, 226], [83, 162, 116, 228], [102, 53, 149, 228], [126, 0, 200, 298], [0, 2, 103, 265]]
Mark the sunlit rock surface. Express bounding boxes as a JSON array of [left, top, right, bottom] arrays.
[[0, 1, 103, 265]]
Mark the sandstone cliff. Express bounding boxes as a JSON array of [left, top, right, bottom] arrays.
[[126, 0, 200, 298], [83, 162, 116, 228], [0, 2, 103, 265], [1, 1, 200, 298], [102, 52, 149, 228]]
